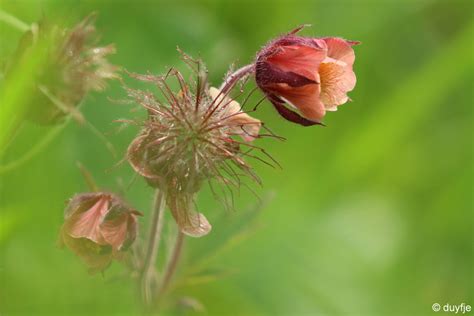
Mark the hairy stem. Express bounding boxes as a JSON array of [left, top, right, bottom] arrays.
[[157, 231, 185, 300], [200, 63, 256, 128], [140, 189, 166, 306], [219, 64, 255, 95]]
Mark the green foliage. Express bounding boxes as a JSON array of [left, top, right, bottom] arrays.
[[0, 0, 472, 315]]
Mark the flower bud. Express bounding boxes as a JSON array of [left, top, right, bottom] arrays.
[[255, 27, 358, 125], [59, 192, 141, 272], [8, 14, 118, 124]]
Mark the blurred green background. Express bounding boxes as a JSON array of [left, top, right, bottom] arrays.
[[0, 0, 472, 315]]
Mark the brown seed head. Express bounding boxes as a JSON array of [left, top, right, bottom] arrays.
[[126, 55, 266, 237]]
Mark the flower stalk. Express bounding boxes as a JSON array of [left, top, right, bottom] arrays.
[[157, 231, 185, 300], [141, 189, 166, 306], [219, 64, 255, 94], [0, 116, 71, 175]]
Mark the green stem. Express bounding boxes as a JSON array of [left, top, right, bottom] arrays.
[[140, 189, 166, 306], [157, 230, 185, 300], [0, 9, 29, 32], [0, 120, 24, 156], [0, 117, 71, 175], [39, 86, 117, 158]]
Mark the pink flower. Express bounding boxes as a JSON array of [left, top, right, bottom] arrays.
[[255, 27, 359, 125], [59, 192, 141, 272]]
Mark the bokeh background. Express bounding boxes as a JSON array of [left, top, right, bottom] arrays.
[[0, 0, 472, 315]]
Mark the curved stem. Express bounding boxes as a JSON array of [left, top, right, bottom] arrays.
[[199, 64, 256, 129], [0, 120, 24, 156], [157, 230, 185, 300], [0, 89, 81, 175], [39, 86, 117, 158], [140, 189, 166, 306], [0, 92, 116, 174], [219, 64, 255, 95], [0, 117, 71, 175], [0, 10, 29, 32]]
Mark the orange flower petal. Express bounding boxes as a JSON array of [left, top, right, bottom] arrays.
[[319, 61, 356, 108], [323, 37, 355, 66]]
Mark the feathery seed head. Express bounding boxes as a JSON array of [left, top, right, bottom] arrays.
[[126, 54, 264, 237]]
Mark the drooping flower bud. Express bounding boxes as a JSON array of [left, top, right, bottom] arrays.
[[8, 14, 119, 124], [126, 55, 264, 237], [255, 26, 358, 125], [59, 192, 141, 272]]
